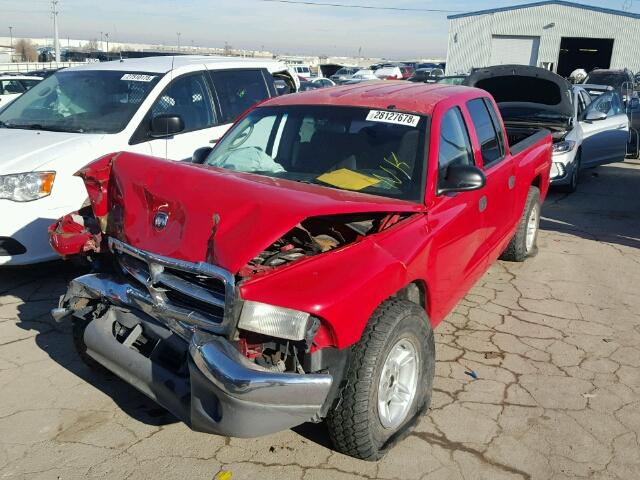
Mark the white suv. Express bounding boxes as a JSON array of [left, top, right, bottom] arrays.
[[0, 75, 42, 110], [0, 56, 296, 265]]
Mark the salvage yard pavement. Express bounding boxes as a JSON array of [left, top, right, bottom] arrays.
[[1, 162, 639, 480]]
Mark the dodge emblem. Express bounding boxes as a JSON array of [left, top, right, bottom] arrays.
[[153, 212, 169, 230]]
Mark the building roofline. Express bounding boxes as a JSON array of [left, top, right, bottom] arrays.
[[447, 1, 640, 20]]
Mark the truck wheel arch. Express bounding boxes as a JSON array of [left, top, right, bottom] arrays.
[[390, 280, 431, 320]]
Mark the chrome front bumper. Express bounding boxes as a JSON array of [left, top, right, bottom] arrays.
[[56, 274, 333, 437]]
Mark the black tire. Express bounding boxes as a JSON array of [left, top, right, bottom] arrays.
[[557, 152, 581, 194], [72, 317, 109, 373], [326, 299, 435, 461], [500, 186, 541, 262]]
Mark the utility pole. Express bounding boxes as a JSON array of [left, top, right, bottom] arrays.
[[105, 32, 109, 54], [177, 32, 181, 51], [8, 26, 13, 49], [100, 31, 103, 51], [52, 0, 60, 62]]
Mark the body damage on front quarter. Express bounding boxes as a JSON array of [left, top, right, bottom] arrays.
[[50, 151, 429, 349]]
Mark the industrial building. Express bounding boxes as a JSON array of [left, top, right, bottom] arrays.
[[445, 0, 640, 76]]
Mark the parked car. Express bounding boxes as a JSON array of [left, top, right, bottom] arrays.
[[0, 75, 43, 110], [408, 68, 444, 83], [290, 64, 313, 78], [342, 69, 379, 85], [329, 66, 360, 84], [465, 65, 629, 193], [583, 68, 636, 102], [374, 66, 402, 80], [399, 66, 415, 80], [0, 55, 297, 265], [436, 75, 467, 85], [311, 77, 335, 88], [50, 82, 552, 461]]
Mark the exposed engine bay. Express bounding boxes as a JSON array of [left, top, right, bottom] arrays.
[[240, 212, 413, 277]]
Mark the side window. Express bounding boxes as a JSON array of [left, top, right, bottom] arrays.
[[466, 98, 504, 167], [585, 91, 616, 118], [438, 107, 474, 188], [1, 80, 25, 95], [210, 69, 270, 124], [580, 91, 592, 109], [150, 73, 216, 132], [611, 92, 623, 115], [19, 79, 40, 90], [576, 91, 586, 116]]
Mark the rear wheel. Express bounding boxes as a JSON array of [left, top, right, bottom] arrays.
[[326, 299, 435, 461], [500, 186, 541, 262]]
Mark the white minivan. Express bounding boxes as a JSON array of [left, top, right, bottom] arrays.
[[0, 56, 297, 265]]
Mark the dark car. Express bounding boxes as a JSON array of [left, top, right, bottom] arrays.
[[583, 69, 635, 101], [408, 68, 444, 83]]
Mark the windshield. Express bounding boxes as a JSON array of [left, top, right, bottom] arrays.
[[205, 105, 428, 202], [584, 72, 625, 88], [437, 76, 465, 85], [335, 68, 351, 75], [0, 70, 161, 134]]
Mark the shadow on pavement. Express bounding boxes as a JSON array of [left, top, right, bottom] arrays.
[[541, 162, 640, 250], [6, 261, 178, 428]]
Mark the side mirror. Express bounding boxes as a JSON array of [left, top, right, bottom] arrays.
[[585, 110, 607, 122], [150, 114, 184, 138], [438, 164, 486, 195], [191, 146, 213, 164]]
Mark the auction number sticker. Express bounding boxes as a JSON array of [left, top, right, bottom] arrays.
[[121, 74, 156, 82], [366, 110, 420, 127]]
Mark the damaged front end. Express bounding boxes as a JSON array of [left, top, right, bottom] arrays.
[[50, 152, 419, 437]]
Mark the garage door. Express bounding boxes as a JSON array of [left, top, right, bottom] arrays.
[[490, 35, 540, 66]]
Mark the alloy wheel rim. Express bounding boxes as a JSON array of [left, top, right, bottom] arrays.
[[525, 204, 539, 253], [377, 338, 419, 429]]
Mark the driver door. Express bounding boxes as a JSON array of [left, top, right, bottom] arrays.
[[580, 91, 629, 167]]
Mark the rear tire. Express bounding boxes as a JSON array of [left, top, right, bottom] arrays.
[[326, 299, 435, 461], [500, 186, 541, 262]]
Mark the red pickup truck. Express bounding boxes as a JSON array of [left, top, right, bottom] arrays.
[[50, 82, 551, 460]]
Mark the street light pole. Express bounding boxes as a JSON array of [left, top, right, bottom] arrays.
[[52, 0, 60, 62], [8, 26, 13, 49], [177, 32, 181, 52], [105, 32, 109, 54]]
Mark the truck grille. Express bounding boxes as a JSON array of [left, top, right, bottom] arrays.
[[109, 238, 236, 335]]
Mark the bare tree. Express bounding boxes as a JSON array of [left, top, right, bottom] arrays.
[[85, 39, 99, 52], [14, 39, 38, 62]]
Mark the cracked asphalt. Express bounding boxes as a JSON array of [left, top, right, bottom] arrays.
[[1, 161, 639, 480]]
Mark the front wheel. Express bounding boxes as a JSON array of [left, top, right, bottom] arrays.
[[326, 299, 435, 461], [500, 186, 541, 262], [557, 152, 581, 193]]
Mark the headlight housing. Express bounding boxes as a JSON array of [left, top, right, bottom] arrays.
[[238, 300, 311, 341], [552, 140, 576, 155], [0, 172, 56, 202]]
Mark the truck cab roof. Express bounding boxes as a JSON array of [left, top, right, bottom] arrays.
[[263, 81, 482, 116]]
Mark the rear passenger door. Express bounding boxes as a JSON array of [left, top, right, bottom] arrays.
[[466, 97, 515, 261]]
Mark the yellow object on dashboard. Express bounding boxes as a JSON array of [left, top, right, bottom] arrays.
[[317, 168, 381, 191]]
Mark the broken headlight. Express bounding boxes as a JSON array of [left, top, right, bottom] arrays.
[[238, 301, 311, 341]]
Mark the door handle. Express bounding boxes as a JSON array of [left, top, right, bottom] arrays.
[[479, 196, 487, 212], [616, 124, 627, 130], [508, 175, 516, 190]]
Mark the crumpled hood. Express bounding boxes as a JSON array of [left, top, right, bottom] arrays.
[[109, 152, 424, 274], [0, 129, 104, 174]]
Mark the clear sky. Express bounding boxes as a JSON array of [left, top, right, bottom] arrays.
[[1, 0, 637, 58]]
